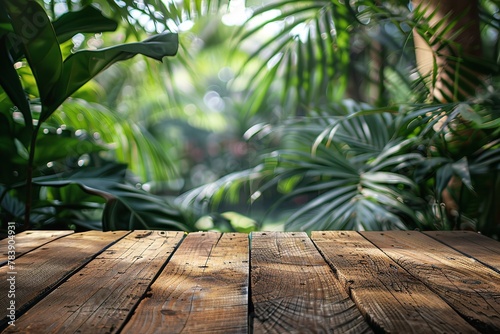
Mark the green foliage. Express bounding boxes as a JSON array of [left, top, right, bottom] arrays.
[[176, 0, 500, 236], [32, 163, 188, 230], [405, 96, 500, 234], [2, 0, 500, 237], [182, 101, 427, 231], [0, 0, 190, 231]]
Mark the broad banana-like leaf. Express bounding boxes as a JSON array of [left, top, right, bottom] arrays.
[[3, 0, 178, 122], [0, 3, 118, 131], [0, 38, 32, 131], [43, 32, 178, 120], [3, 0, 63, 110], [52, 5, 118, 44]]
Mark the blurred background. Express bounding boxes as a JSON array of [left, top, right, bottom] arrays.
[[1, 0, 500, 238]]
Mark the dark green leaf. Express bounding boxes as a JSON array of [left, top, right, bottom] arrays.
[[43, 32, 178, 119], [33, 132, 106, 166], [0, 186, 25, 219], [0, 37, 32, 131], [3, 0, 63, 108], [32, 164, 190, 231], [52, 6, 118, 44], [451, 157, 474, 192], [436, 163, 453, 199]]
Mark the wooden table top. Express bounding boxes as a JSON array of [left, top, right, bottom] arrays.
[[1, 230, 499, 333]]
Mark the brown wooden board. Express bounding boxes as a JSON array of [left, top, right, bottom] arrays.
[[122, 232, 249, 334], [424, 231, 500, 272], [312, 231, 478, 333], [250, 231, 372, 334], [0, 230, 128, 328], [361, 231, 500, 333], [2, 231, 183, 333], [0, 230, 74, 266]]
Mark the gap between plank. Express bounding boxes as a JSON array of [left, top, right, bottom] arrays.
[[0, 231, 74, 267], [115, 231, 188, 334], [0, 231, 133, 331], [424, 232, 500, 275]]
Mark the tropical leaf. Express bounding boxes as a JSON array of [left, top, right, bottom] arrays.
[[31, 163, 190, 231], [0, 38, 33, 132], [52, 5, 118, 43], [51, 98, 179, 182], [185, 100, 429, 231], [234, 0, 352, 116], [0, 186, 25, 221], [43, 31, 178, 119], [33, 130, 106, 166], [3, 0, 63, 109]]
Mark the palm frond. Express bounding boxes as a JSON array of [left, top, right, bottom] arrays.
[[231, 0, 352, 116], [182, 100, 429, 231], [50, 98, 179, 183]]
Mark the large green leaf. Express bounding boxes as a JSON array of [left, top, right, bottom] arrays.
[[52, 99, 179, 182], [0, 37, 32, 132], [32, 164, 190, 231], [3, 0, 63, 108], [43, 32, 178, 119], [0, 186, 25, 221], [52, 5, 118, 44], [33, 131, 106, 166]]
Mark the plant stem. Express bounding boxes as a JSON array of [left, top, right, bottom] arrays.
[[24, 122, 41, 230]]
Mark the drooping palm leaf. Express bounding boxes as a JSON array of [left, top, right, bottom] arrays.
[[52, 5, 118, 43], [51, 98, 180, 182], [182, 100, 428, 231], [233, 0, 353, 116]]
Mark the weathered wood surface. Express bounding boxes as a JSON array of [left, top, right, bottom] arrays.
[[1, 230, 499, 333], [122, 232, 249, 334], [3, 231, 183, 333], [0, 230, 127, 328], [0, 230, 73, 266], [312, 231, 478, 333], [424, 230, 500, 272], [251, 232, 372, 333], [361, 231, 500, 333]]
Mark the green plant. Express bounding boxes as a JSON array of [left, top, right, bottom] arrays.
[[181, 101, 428, 231], [176, 0, 500, 237], [0, 0, 190, 231]]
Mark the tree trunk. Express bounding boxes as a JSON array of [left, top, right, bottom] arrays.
[[412, 0, 482, 102], [412, 0, 488, 230]]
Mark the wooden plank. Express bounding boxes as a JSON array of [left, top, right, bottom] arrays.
[[424, 231, 500, 272], [0, 230, 128, 328], [122, 232, 249, 334], [361, 231, 500, 333], [250, 231, 372, 334], [3, 231, 184, 334], [0, 230, 74, 266], [312, 231, 478, 333]]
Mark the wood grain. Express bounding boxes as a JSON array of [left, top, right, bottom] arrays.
[[361, 231, 500, 333], [122, 232, 249, 334], [312, 231, 478, 333], [0, 230, 73, 266], [3, 231, 183, 333], [2, 230, 499, 333], [0, 230, 127, 328], [425, 231, 500, 272], [251, 231, 372, 334]]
